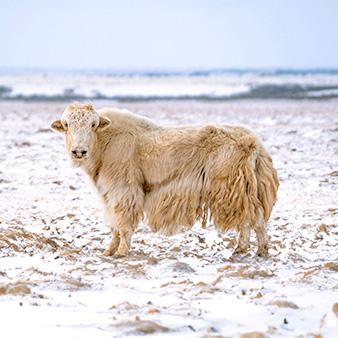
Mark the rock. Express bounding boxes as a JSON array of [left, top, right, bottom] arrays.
[[228, 266, 275, 278], [268, 300, 299, 309], [60, 275, 90, 289], [147, 257, 159, 265], [110, 301, 139, 311], [328, 208, 337, 214], [0, 282, 31, 296], [171, 261, 195, 273], [132, 321, 169, 334], [323, 262, 338, 271], [114, 319, 169, 334], [37, 128, 52, 133], [253, 292, 263, 299], [147, 308, 160, 314], [170, 245, 181, 252], [318, 224, 328, 233], [240, 332, 266, 338], [15, 141, 32, 147]]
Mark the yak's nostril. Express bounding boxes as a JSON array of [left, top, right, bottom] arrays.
[[71, 149, 87, 158]]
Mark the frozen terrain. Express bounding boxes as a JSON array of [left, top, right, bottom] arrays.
[[0, 100, 337, 337], [1, 69, 338, 100]]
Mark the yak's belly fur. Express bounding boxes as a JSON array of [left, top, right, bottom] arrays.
[[137, 124, 276, 236]]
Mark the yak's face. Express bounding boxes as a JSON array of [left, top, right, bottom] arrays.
[[51, 103, 110, 166]]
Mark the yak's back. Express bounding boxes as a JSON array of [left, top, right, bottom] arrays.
[[98, 107, 160, 134]]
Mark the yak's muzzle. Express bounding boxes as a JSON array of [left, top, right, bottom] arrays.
[[71, 148, 88, 160]]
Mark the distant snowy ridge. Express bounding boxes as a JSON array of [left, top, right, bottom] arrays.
[[1, 70, 338, 100]]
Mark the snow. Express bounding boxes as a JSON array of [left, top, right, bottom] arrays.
[[0, 100, 337, 337]]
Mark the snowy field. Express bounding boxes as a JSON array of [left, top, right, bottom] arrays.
[[0, 100, 337, 337]]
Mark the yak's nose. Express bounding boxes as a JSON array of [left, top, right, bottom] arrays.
[[71, 149, 88, 159]]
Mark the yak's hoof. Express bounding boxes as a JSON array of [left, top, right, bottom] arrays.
[[113, 252, 128, 259], [113, 246, 129, 258], [233, 246, 249, 256], [103, 249, 115, 257], [256, 246, 269, 258]]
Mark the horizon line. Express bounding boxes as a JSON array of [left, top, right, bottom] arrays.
[[1, 66, 338, 74]]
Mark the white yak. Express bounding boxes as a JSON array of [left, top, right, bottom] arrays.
[[51, 102, 279, 258]]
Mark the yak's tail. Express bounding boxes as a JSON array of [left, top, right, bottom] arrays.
[[210, 134, 278, 231], [255, 147, 279, 222]]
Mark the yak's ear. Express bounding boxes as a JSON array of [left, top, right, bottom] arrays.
[[98, 116, 111, 131], [50, 119, 65, 133]]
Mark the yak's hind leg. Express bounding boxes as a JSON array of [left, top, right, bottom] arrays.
[[233, 223, 251, 255], [103, 230, 120, 256], [254, 212, 269, 257]]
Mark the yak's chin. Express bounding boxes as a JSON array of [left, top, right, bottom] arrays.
[[70, 157, 86, 167]]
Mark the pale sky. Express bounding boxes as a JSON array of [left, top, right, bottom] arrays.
[[0, 0, 338, 70]]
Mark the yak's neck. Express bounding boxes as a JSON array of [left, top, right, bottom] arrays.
[[82, 135, 109, 186], [82, 152, 101, 186]]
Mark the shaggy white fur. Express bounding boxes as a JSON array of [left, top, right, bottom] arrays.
[[51, 103, 279, 257]]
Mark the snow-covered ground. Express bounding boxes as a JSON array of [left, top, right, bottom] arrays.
[[0, 100, 337, 337]]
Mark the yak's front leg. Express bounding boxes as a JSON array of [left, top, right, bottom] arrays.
[[103, 213, 138, 258], [103, 185, 144, 258], [103, 207, 120, 256], [115, 224, 135, 257]]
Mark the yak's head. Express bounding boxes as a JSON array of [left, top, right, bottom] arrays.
[[51, 102, 111, 166]]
